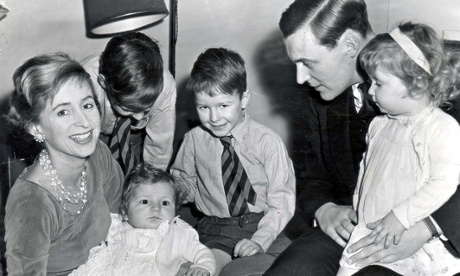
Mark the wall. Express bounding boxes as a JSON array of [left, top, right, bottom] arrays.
[[0, 0, 171, 103], [367, 0, 460, 37]]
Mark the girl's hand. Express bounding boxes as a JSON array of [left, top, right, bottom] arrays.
[[233, 239, 263, 257], [368, 211, 405, 248], [184, 267, 210, 276]]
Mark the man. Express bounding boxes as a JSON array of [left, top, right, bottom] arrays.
[[264, 0, 460, 275]]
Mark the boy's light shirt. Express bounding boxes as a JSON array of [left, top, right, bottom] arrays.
[[170, 113, 296, 251]]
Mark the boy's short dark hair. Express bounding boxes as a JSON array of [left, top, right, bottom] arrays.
[[187, 47, 247, 98], [120, 163, 184, 220], [279, 0, 371, 49], [99, 32, 164, 113]]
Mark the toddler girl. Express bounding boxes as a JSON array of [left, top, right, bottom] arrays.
[[338, 22, 460, 275], [70, 163, 215, 276]]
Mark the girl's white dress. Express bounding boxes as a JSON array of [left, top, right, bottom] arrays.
[[340, 107, 460, 276], [70, 214, 216, 276]]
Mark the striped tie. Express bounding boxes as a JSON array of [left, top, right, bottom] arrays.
[[220, 136, 256, 216], [109, 117, 136, 174]]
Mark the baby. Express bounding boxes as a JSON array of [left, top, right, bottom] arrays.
[[70, 163, 215, 276]]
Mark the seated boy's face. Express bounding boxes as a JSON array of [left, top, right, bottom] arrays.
[[127, 182, 176, 229], [195, 90, 249, 138]]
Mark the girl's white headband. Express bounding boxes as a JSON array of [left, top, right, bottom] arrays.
[[389, 27, 432, 75]]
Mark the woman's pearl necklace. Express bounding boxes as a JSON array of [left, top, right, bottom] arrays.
[[38, 149, 88, 214]]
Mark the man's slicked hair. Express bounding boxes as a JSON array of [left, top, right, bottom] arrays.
[[279, 0, 371, 49]]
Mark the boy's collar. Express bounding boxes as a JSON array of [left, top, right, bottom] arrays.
[[227, 110, 249, 142]]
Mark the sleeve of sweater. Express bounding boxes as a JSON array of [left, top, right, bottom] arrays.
[[392, 113, 460, 229], [5, 182, 58, 276]]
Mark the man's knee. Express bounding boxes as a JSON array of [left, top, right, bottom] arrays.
[[265, 232, 292, 255], [353, 266, 402, 276], [220, 253, 276, 276], [264, 230, 343, 276]]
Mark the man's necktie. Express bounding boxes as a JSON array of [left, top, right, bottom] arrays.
[[109, 117, 136, 174], [220, 136, 257, 216]]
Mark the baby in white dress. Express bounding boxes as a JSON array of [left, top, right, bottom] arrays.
[[70, 163, 215, 276]]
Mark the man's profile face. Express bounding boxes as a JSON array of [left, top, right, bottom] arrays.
[[284, 25, 356, 101]]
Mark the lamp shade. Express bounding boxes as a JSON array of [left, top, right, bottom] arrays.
[[83, 0, 169, 36]]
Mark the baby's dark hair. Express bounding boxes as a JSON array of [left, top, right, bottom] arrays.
[[187, 47, 247, 98], [120, 163, 185, 220]]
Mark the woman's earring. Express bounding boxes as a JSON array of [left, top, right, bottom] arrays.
[[33, 131, 45, 143]]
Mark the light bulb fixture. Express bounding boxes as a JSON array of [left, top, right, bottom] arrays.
[[83, 0, 169, 36], [0, 3, 9, 21]]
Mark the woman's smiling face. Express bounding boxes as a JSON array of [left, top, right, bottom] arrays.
[[35, 78, 101, 159]]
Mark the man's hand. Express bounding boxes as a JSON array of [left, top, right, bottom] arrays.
[[233, 239, 263, 257], [315, 203, 357, 247], [346, 219, 431, 267]]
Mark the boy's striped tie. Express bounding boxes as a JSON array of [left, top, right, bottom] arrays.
[[220, 136, 256, 216], [109, 117, 136, 174]]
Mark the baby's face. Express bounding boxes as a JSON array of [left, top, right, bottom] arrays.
[[126, 181, 176, 229]]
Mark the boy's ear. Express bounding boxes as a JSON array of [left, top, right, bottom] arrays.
[[340, 29, 361, 58], [241, 90, 250, 109]]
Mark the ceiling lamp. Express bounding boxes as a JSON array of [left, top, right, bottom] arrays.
[[83, 0, 169, 36]]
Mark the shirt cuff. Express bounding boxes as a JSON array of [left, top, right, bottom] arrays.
[[426, 216, 447, 241]]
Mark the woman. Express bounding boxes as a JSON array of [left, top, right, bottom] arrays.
[[5, 53, 124, 275]]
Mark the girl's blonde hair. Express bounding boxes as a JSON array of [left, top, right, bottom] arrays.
[[360, 22, 460, 106]]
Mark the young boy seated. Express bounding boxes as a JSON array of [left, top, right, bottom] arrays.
[[170, 47, 296, 274]]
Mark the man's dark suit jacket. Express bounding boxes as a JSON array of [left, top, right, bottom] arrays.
[[286, 85, 460, 257]]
